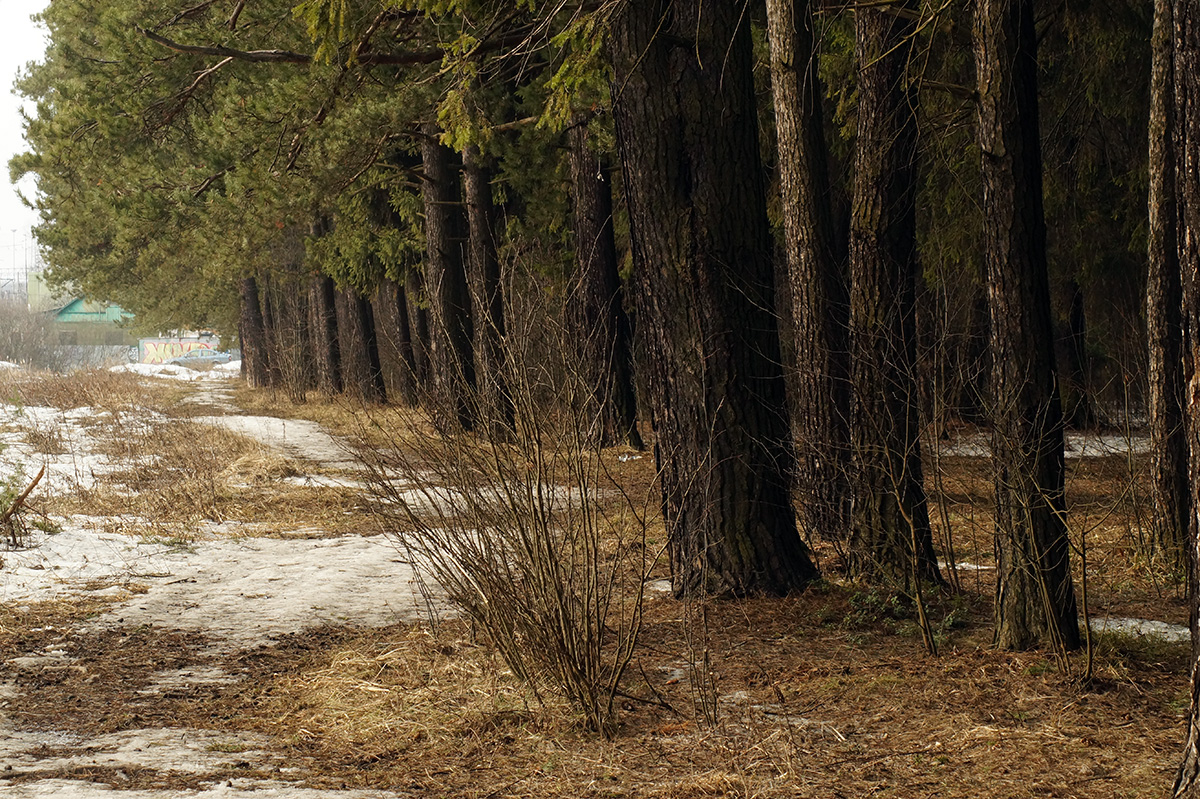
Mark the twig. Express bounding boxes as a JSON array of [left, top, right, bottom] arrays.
[[2, 466, 46, 547], [1, 465, 45, 525]]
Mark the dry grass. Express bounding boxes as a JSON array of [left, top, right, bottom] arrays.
[[0, 370, 1190, 796], [0, 367, 184, 414], [228, 384, 437, 451], [192, 585, 1184, 798], [3, 582, 1184, 797], [0, 371, 371, 538]]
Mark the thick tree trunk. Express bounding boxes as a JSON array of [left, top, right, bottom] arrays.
[[1173, 0, 1200, 793], [335, 288, 386, 403], [462, 145, 513, 436], [846, 3, 943, 588], [974, 0, 1080, 651], [374, 276, 419, 406], [567, 121, 643, 450], [421, 128, 476, 430], [609, 0, 819, 596], [308, 274, 343, 396], [765, 0, 851, 543], [1148, 0, 1188, 573], [239, 275, 270, 389]]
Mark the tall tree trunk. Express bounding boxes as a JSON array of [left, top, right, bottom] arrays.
[[260, 274, 283, 390], [421, 127, 476, 431], [1148, 0, 1188, 574], [1173, 0, 1200, 792], [567, 120, 643, 450], [765, 0, 851, 543], [1061, 278, 1098, 428], [609, 0, 819, 596], [374, 276, 419, 406], [270, 270, 313, 403], [308, 274, 343, 396], [846, 2, 943, 588], [974, 0, 1080, 651], [239, 275, 270, 388], [462, 145, 514, 436], [335, 288, 386, 403], [405, 266, 431, 389]]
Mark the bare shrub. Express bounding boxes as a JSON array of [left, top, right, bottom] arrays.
[[362, 270, 653, 736], [0, 299, 66, 371]]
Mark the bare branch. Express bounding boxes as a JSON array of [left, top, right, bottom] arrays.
[[137, 25, 314, 63], [137, 23, 537, 68], [191, 148, 258, 197], [492, 115, 538, 132], [226, 0, 245, 30], [144, 55, 234, 129], [157, 0, 222, 30]]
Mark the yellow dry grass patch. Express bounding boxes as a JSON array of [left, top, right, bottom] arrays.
[[220, 451, 304, 484], [36, 410, 367, 537], [0, 368, 184, 414], [265, 623, 542, 763]]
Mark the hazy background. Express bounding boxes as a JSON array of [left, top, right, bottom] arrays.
[[1, 0, 49, 292]]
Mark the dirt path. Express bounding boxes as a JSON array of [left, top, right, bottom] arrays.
[[0, 371, 434, 797]]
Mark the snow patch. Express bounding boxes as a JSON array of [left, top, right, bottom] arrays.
[[193, 415, 357, 469], [108, 363, 237, 382], [88, 533, 445, 652], [1089, 616, 1188, 643], [938, 431, 1150, 459]]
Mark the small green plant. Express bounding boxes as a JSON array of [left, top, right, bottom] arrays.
[[31, 518, 61, 535], [841, 588, 911, 631], [1023, 661, 1052, 677]]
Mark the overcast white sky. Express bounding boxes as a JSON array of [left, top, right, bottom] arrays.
[[1, 0, 48, 286]]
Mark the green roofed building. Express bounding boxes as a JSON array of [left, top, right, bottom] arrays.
[[27, 274, 137, 348]]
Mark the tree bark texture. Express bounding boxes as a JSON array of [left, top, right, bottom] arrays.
[[1173, 0, 1200, 793], [267, 271, 314, 403], [335, 287, 386, 404], [846, 3, 943, 588], [974, 0, 1080, 650], [405, 266, 432, 389], [239, 275, 270, 389], [374, 276, 419, 406], [308, 274, 343, 396], [1148, 0, 1189, 573], [259, 274, 282, 390], [609, 0, 819, 597], [765, 0, 852, 543], [421, 128, 476, 431], [463, 146, 514, 436], [567, 121, 643, 450]]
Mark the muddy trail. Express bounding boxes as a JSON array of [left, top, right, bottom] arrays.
[[0, 369, 436, 798]]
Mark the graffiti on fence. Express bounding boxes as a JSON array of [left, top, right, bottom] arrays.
[[138, 338, 218, 364]]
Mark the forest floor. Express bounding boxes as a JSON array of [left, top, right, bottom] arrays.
[[0, 365, 1191, 798]]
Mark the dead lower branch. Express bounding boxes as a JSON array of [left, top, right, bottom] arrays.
[[2, 465, 46, 547]]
